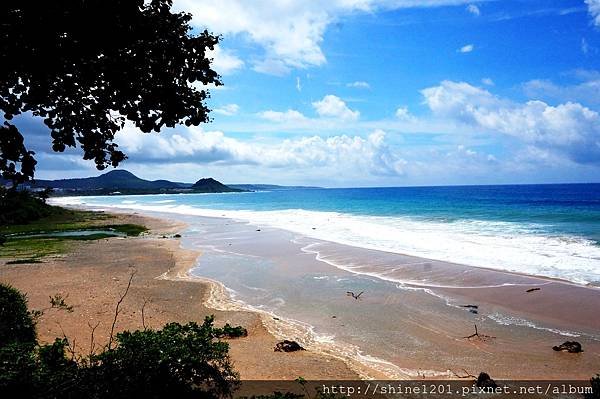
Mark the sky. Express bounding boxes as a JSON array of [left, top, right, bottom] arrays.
[[17, 0, 600, 187]]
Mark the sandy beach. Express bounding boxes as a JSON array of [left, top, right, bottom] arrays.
[[0, 212, 358, 381], [2, 208, 600, 383]]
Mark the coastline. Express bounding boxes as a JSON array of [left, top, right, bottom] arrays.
[[6, 204, 600, 381], [0, 211, 360, 381], [91, 207, 600, 380]]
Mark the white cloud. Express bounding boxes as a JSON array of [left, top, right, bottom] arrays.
[[395, 106, 415, 121], [421, 80, 600, 164], [115, 124, 405, 176], [253, 58, 291, 76], [258, 109, 308, 123], [585, 0, 600, 26], [458, 44, 474, 53], [466, 4, 480, 16], [207, 46, 244, 75], [214, 104, 240, 116], [481, 77, 494, 86], [175, 0, 488, 74], [522, 76, 600, 106], [347, 81, 371, 89], [296, 77, 302, 92], [312, 95, 360, 121]]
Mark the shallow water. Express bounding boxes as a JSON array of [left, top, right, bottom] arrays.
[[51, 184, 600, 285]]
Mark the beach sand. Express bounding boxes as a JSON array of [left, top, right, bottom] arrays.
[[2, 210, 599, 383], [0, 213, 358, 381]]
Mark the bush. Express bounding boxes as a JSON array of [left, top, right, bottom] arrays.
[[81, 317, 239, 398], [0, 188, 55, 226], [215, 323, 248, 339], [587, 374, 600, 399], [0, 285, 240, 398], [0, 284, 37, 348]]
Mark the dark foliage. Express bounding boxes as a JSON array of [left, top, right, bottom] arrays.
[[1, 0, 221, 184], [0, 285, 240, 398], [83, 318, 239, 398], [214, 323, 248, 339], [0, 187, 55, 225], [0, 284, 37, 348], [587, 374, 600, 399]]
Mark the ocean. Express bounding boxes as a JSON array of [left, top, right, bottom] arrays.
[[58, 183, 600, 285]]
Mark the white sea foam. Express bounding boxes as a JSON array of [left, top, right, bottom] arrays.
[[50, 197, 600, 285], [487, 312, 590, 339]]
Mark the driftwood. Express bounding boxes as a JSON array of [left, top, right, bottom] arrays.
[[451, 369, 477, 379], [463, 324, 496, 341], [346, 291, 364, 300]]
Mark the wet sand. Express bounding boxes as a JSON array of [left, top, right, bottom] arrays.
[[4, 208, 599, 382], [169, 213, 600, 380], [0, 213, 358, 381]]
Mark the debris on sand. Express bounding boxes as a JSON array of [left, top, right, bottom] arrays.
[[274, 340, 305, 352], [552, 341, 583, 353]]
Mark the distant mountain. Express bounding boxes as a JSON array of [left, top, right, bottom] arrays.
[[228, 184, 322, 191], [192, 178, 243, 193], [13, 170, 244, 195], [2, 170, 319, 195], [31, 170, 188, 191]]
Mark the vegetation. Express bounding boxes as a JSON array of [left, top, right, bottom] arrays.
[[214, 324, 248, 339], [588, 374, 600, 399], [0, 187, 57, 226], [0, 284, 240, 398], [1, 190, 147, 263], [1, 0, 222, 185]]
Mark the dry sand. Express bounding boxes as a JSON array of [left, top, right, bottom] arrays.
[[0, 213, 358, 381]]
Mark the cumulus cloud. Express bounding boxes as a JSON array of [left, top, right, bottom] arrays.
[[458, 44, 474, 53], [115, 125, 405, 176], [395, 106, 415, 121], [347, 81, 371, 89], [206, 46, 244, 75], [466, 4, 480, 16], [586, 0, 600, 26], [481, 77, 494, 86], [214, 104, 240, 116], [175, 0, 485, 74], [421, 80, 600, 164], [312, 95, 359, 120]]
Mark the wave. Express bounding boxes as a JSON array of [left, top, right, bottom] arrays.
[[50, 196, 600, 286]]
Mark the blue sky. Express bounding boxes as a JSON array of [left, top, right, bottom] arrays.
[[21, 0, 600, 186]]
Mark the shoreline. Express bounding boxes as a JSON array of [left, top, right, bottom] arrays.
[[29, 203, 600, 379], [133, 209, 600, 380], [0, 211, 361, 381]]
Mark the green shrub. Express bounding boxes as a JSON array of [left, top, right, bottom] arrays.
[[215, 323, 248, 339], [0, 286, 240, 398], [0, 188, 55, 226], [81, 317, 239, 398], [0, 283, 37, 348]]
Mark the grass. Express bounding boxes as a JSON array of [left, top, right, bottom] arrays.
[[1, 208, 147, 263], [0, 208, 112, 236], [0, 237, 68, 261], [104, 224, 147, 237]]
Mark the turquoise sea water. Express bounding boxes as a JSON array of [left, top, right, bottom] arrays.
[[55, 183, 600, 285]]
